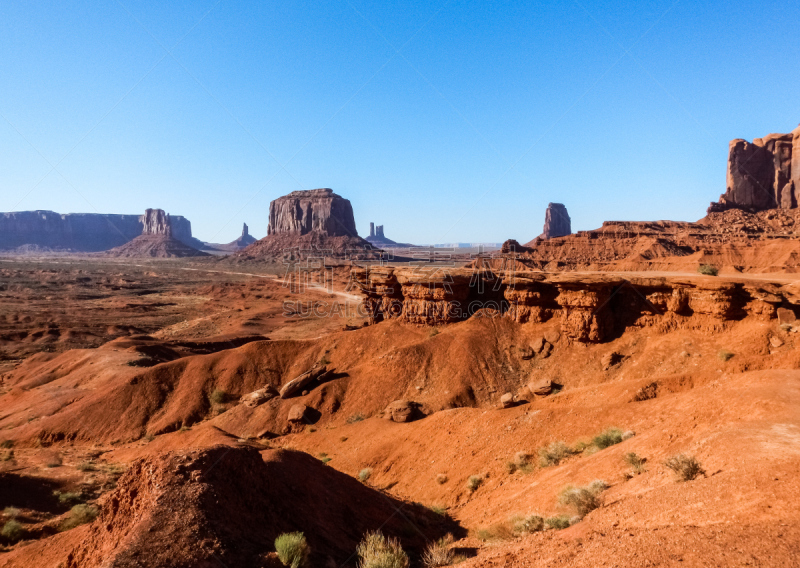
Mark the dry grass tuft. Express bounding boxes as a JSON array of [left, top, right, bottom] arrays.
[[275, 532, 310, 568], [538, 442, 573, 467], [558, 480, 607, 518], [358, 468, 373, 483], [664, 454, 705, 481], [422, 534, 454, 567], [357, 531, 409, 568]]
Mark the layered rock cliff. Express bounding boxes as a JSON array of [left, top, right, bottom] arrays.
[[268, 188, 358, 237], [0, 210, 197, 252], [709, 124, 800, 212], [352, 266, 800, 342]]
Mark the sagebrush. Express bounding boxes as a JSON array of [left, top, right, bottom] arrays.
[[664, 454, 705, 481], [275, 531, 310, 568], [357, 531, 409, 568]]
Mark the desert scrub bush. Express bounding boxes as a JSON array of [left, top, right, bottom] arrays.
[[1, 519, 23, 542], [511, 514, 545, 535], [592, 427, 624, 450], [347, 413, 365, 424], [2, 507, 19, 519], [466, 474, 483, 493], [505, 451, 533, 474], [429, 329, 440, 338], [76, 461, 96, 472], [319, 354, 331, 366], [538, 441, 573, 467], [274, 531, 310, 568], [53, 490, 83, 505], [60, 504, 98, 531], [358, 468, 373, 483], [558, 480, 607, 518], [698, 264, 719, 276], [474, 521, 514, 542], [0, 440, 13, 449], [422, 534, 454, 567], [544, 515, 572, 530], [664, 454, 705, 481], [436, 473, 448, 485], [357, 531, 409, 568], [624, 452, 646, 474], [430, 504, 447, 516], [209, 389, 230, 405], [718, 350, 734, 362]]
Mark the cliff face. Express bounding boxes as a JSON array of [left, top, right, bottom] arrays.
[[710, 124, 800, 212], [0, 210, 197, 252], [541, 203, 571, 239], [267, 188, 358, 237], [352, 266, 799, 342]]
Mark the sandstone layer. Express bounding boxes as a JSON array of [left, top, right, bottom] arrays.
[[539, 202, 571, 239], [351, 265, 800, 342]]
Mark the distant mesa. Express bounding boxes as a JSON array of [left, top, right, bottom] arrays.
[[103, 209, 208, 258], [234, 188, 382, 261], [365, 222, 414, 248], [0, 208, 202, 253], [709, 123, 800, 213]]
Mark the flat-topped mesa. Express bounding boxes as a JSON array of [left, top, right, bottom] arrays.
[[267, 188, 358, 237], [541, 203, 571, 239], [709, 124, 800, 213], [351, 266, 800, 342]]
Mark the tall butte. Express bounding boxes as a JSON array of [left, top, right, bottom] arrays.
[[709, 123, 800, 212], [235, 188, 380, 260], [267, 188, 357, 237]]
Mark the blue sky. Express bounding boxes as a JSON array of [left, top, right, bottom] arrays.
[[1, 1, 799, 244]]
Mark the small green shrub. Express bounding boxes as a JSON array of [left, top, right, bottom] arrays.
[[347, 413, 365, 424], [538, 441, 573, 467], [511, 514, 544, 535], [1, 450, 13, 462], [466, 475, 483, 492], [53, 490, 83, 505], [698, 264, 719, 276], [544, 515, 572, 530], [624, 452, 646, 474], [558, 480, 607, 518], [319, 355, 331, 366], [664, 454, 705, 481], [358, 468, 373, 483], [718, 350, 734, 362], [422, 534, 453, 567], [60, 504, 98, 531], [321, 457, 332, 464], [357, 531, 409, 568], [474, 521, 513, 542], [1, 519, 23, 542], [592, 427, 624, 450], [274, 531, 310, 568], [429, 329, 440, 338], [209, 389, 229, 405], [3, 507, 20, 519]]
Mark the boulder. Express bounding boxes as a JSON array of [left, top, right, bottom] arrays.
[[529, 379, 553, 396], [383, 400, 422, 423], [287, 404, 312, 423], [531, 337, 546, 353], [279, 366, 329, 399], [240, 386, 278, 408], [777, 307, 797, 324], [499, 393, 515, 408], [518, 345, 535, 360]]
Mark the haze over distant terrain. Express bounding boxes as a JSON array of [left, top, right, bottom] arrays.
[[1, 1, 799, 243]]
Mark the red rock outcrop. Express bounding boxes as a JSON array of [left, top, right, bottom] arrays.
[[351, 266, 800, 342], [709, 124, 800, 213], [104, 209, 207, 258], [234, 189, 381, 261], [539, 202, 571, 239], [268, 188, 357, 237]]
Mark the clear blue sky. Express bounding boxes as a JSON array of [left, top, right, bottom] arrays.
[[1, 1, 799, 244]]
